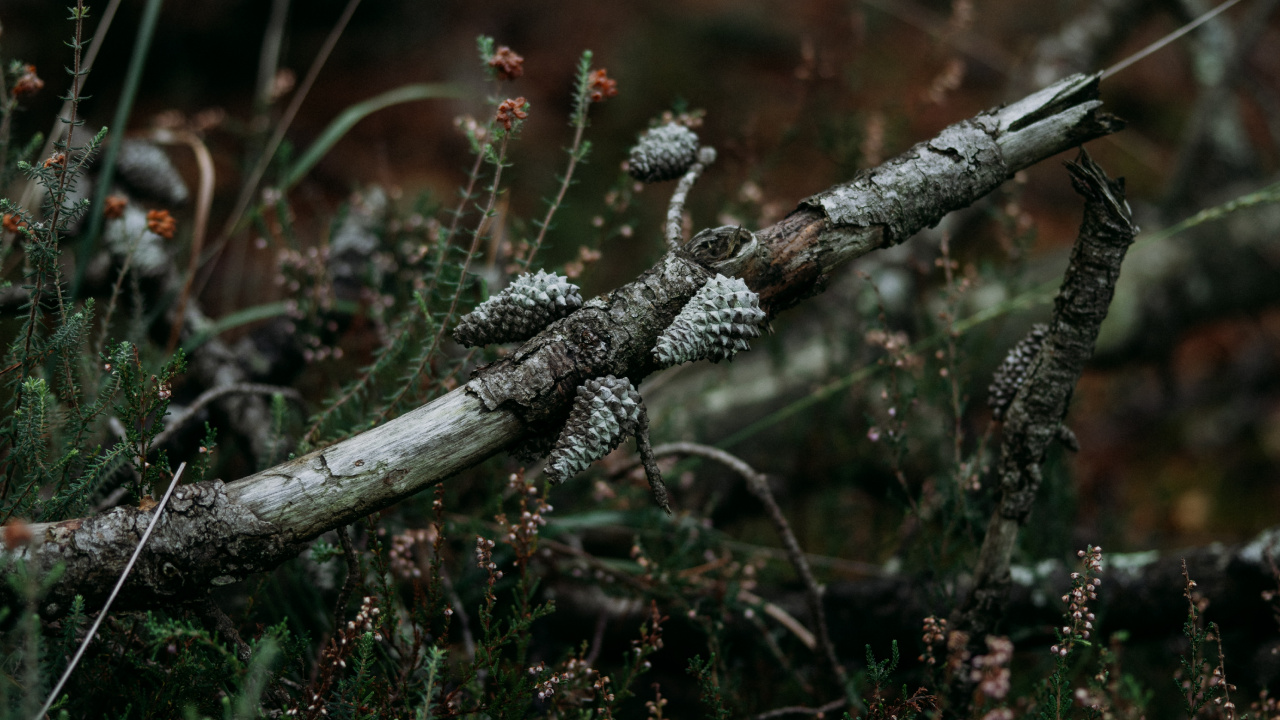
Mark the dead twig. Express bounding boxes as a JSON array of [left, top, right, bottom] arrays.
[[956, 150, 1137, 643], [152, 382, 305, 449], [646, 442, 847, 690], [664, 147, 716, 249]]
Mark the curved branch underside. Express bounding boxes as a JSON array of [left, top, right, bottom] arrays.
[[7, 74, 1123, 615]]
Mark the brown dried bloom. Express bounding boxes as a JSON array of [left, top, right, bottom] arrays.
[[12, 64, 44, 99], [146, 209, 177, 239], [104, 195, 128, 219], [43, 152, 66, 169], [495, 97, 529, 131], [488, 46, 524, 80], [2, 213, 25, 234], [3, 519, 32, 549], [588, 68, 617, 102]]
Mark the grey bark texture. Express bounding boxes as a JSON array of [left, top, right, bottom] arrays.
[[955, 150, 1138, 644], [3, 74, 1122, 615]]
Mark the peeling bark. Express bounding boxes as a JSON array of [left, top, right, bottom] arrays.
[[2, 73, 1123, 615]]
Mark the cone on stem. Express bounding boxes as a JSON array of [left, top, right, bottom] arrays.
[[627, 123, 700, 183], [545, 375, 642, 483], [453, 270, 582, 347], [653, 274, 765, 367]]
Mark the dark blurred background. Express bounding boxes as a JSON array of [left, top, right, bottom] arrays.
[[4, 0, 1280, 596]]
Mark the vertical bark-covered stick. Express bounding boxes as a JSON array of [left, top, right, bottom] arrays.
[[664, 147, 717, 249], [956, 150, 1137, 641], [633, 405, 672, 515]]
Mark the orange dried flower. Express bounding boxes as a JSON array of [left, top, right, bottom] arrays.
[[588, 68, 617, 102], [488, 46, 525, 81], [2, 519, 33, 550], [495, 97, 529, 131], [2, 213, 26, 234], [146, 209, 176, 239], [104, 195, 128, 219], [43, 152, 66, 169], [11, 65, 44, 99]]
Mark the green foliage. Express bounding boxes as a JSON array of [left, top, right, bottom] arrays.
[[109, 342, 185, 499], [686, 653, 731, 720], [0, 11, 130, 527]]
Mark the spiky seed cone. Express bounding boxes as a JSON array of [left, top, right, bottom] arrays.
[[988, 323, 1049, 421], [653, 274, 766, 367], [545, 376, 642, 483], [453, 270, 582, 347], [116, 139, 190, 205], [627, 124, 700, 183]]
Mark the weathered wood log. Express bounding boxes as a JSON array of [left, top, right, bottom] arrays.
[[4, 73, 1122, 615]]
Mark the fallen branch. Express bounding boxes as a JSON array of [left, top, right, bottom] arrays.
[[955, 150, 1137, 641], [3, 73, 1122, 615]]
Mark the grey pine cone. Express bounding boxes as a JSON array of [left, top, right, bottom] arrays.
[[653, 274, 766, 367], [627, 124, 700, 183], [453, 270, 582, 347], [545, 376, 642, 483], [988, 323, 1049, 421], [116, 139, 190, 205]]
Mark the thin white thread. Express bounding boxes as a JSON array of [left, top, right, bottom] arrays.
[[1102, 0, 1246, 79], [35, 462, 188, 719]]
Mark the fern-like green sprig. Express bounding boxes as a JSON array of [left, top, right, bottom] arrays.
[[522, 49, 598, 272]]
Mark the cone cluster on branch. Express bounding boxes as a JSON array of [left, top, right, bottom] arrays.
[[453, 270, 582, 347], [627, 123, 700, 183], [653, 274, 766, 367], [988, 323, 1049, 421], [545, 375, 642, 483]]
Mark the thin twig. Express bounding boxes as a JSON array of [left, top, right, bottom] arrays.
[[93, 228, 146, 359], [148, 128, 215, 354], [645, 442, 847, 689], [752, 697, 847, 720], [423, 149, 487, 304], [523, 109, 588, 271], [438, 565, 476, 662], [332, 525, 359, 626], [71, 0, 162, 297], [379, 135, 511, 420], [9, 0, 122, 255], [738, 588, 817, 650], [36, 462, 187, 719], [664, 147, 716, 249], [152, 383, 305, 449], [633, 405, 671, 514], [255, 0, 291, 114], [209, 0, 363, 263], [201, 600, 253, 663]]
